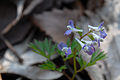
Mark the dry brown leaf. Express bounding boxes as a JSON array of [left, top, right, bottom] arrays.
[[32, 8, 81, 43]]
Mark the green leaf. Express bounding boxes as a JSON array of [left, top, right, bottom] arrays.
[[64, 54, 74, 61], [60, 52, 65, 57], [67, 38, 70, 46], [78, 32, 83, 37], [30, 42, 47, 58], [76, 55, 87, 67], [95, 52, 106, 61], [39, 61, 56, 70], [56, 65, 67, 72], [89, 50, 106, 67], [71, 39, 81, 52], [76, 26, 83, 37], [87, 61, 96, 67], [29, 38, 57, 59], [88, 34, 95, 40], [90, 49, 100, 62]]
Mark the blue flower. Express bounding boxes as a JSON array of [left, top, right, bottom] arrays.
[[88, 22, 107, 39], [64, 20, 83, 35], [91, 33, 103, 47], [83, 44, 95, 55], [93, 39, 100, 47], [98, 22, 107, 39], [88, 22, 104, 31], [81, 39, 95, 45], [58, 42, 71, 57], [75, 38, 95, 55]]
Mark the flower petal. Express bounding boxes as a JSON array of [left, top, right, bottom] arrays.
[[64, 30, 72, 35], [69, 20, 74, 28], [99, 30, 107, 39], [65, 48, 71, 56], [58, 42, 67, 50], [97, 39, 100, 47], [72, 28, 83, 32], [98, 22, 104, 29], [87, 45, 95, 55]]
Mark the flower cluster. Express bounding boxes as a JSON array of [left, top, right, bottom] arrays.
[[58, 20, 107, 56]]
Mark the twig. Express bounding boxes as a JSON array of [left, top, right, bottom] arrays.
[[63, 71, 72, 80], [1, 0, 25, 34], [0, 0, 25, 63], [0, 33, 23, 63]]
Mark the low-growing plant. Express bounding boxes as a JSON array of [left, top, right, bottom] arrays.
[[30, 20, 107, 80]]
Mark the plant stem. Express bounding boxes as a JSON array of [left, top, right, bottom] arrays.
[[80, 30, 92, 40], [77, 67, 84, 73], [72, 72, 77, 80], [72, 52, 77, 80]]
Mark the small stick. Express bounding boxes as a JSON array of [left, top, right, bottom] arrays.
[[62, 71, 72, 80], [1, 0, 25, 35], [0, 33, 23, 63]]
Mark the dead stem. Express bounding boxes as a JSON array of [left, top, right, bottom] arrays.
[[63, 71, 72, 80], [0, 33, 23, 63]]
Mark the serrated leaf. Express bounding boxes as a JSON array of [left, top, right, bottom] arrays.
[[30, 42, 47, 58], [95, 53, 106, 61], [90, 49, 100, 62], [39, 61, 56, 70], [94, 51, 104, 60], [76, 55, 86, 67], [56, 65, 67, 72], [29, 39, 57, 59], [87, 61, 96, 67], [90, 51, 106, 64]]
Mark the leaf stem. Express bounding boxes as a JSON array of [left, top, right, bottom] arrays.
[[72, 51, 77, 80], [77, 67, 84, 73]]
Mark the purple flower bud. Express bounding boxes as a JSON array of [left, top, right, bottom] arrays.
[[58, 42, 71, 57], [58, 42, 67, 50], [99, 30, 107, 39], [68, 20, 74, 28], [98, 22, 104, 29]]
